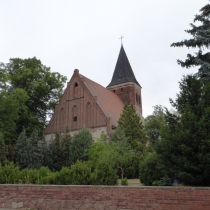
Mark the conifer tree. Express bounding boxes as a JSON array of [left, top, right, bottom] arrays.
[[14, 128, 42, 169], [157, 74, 210, 186], [27, 129, 43, 169], [171, 2, 210, 82], [14, 128, 28, 169], [118, 103, 145, 149], [69, 128, 93, 164]]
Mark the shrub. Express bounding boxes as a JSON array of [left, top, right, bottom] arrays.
[[0, 162, 20, 184], [140, 152, 166, 186], [121, 178, 128, 186]]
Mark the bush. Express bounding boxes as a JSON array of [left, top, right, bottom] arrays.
[[139, 152, 166, 186], [0, 162, 20, 184], [121, 178, 128, 186], [19, 168, 39, 184], [69, 161, 92, 185]]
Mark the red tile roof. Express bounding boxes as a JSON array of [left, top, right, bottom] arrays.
[[80, 74, 124, 127]]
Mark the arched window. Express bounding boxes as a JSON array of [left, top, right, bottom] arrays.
[[59, 108, 65, 131], [72, 105, 78, 130], [73, 82, 79, 98], [85, 102, 93, 127]]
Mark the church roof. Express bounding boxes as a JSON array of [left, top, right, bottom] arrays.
[[107, 45, 141, 87], [80, 74, 124, 127]]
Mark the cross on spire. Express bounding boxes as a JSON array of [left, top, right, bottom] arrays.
[[119, 36, 124, 45]]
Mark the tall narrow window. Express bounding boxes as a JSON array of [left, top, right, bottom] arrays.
[[72, 105, 78, 130], [73, 82, 79, 98], [138, 95, 141, 105], [136, 93, 138, 103]]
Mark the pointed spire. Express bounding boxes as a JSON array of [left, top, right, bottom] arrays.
[[107, 45, 141, 87]]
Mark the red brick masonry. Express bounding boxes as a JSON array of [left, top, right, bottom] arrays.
[[0, 185, 210, 210]]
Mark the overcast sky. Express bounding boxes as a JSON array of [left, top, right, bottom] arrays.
[[0, 0, 208, 117]]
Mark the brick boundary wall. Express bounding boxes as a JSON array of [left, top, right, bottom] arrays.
[[0, 185, 210, 210]]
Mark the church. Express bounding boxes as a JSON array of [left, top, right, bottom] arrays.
[[44, 45, 142, 140]]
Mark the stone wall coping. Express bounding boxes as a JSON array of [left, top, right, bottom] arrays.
[[1, 184, 210, 190]]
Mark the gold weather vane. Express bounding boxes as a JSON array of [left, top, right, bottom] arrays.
[[119, 35, 124, 45]]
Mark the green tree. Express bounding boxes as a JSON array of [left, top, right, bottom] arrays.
[[109, 141, 134, 179], [0, 88, 28, 144], [69, 128, 93, 164], [171, 2, 210, 82], [42, 135, 63, 171], [60, 127, 72, 166], [144, 105, 165, 145], [14, 128, 28, 169], [14, 128, 43, 169], [0, 132, 8, 164], [157, 74, 210, 186], [110, 126, 128, 142], [118, 103, 145, 149], [1, 57, 67, 142], [139, 152, 167, 186]]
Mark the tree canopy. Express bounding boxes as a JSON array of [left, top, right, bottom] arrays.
[[156, 74, 210, 186], [171, 2, 210, 82], [144, 105, 165, 145], [0, 57, 67, 144], [118, 103, 145, 149]]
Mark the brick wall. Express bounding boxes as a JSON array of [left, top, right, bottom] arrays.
[[1, 185, 210, 210]]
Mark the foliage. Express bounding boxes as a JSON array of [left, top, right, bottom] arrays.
[[171, 2, 210, 82], [0, 132, 8, 164], [68, 161, 92, 185], [69, 128, 93, 164], [109, 141, 135, 179], [144, 105, 165, 145], [0, 162, 20, 184], [111, 126, 128, 142], [87, 141, 118, 185], [0, 57, 67, 144], [41, 135, 63, 171], [0, 87, 28, 145], [118, 103, 145, 149], [156, 74, 210, 186], [159, 175, 172, 186], [14, 128, 43, 170], [121, 178, 128, 186], [139, 152, 166, 186]]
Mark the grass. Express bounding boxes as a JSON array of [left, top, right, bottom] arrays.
[[118, 179, 143, 186]]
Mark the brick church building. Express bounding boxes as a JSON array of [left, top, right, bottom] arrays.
[[44, 45, 142, 140]]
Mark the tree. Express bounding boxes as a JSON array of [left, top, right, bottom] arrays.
[[69, 128, 93, 164], [42, 134, 63, 171], [0, 88, 28, 144], [14, 128, 28, 169], [171, 2, 210, 82], [110, 126, 128, 142], [144, 105, 165, 145], [109, 140, 135, 179], [14, 128, 43, 169], [1, 57, 67, 142], [60, 127, 72, 166], [139, 152, 167, 186], [156, 74, 210, 186], [118, 103, 145, 149], [0, 132, 8, 164]]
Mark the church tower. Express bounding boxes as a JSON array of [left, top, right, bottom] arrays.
[[107, 45, 142, 117]]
